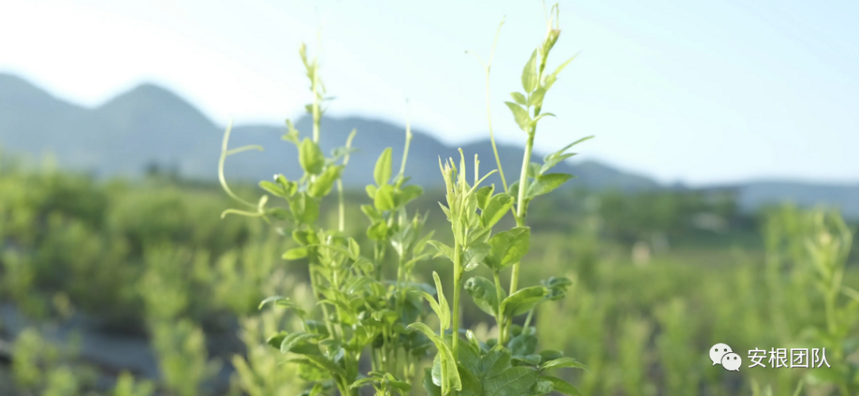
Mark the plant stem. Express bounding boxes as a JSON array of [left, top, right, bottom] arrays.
[[493, 271, 507, 343], [399, 111, 412, 178], [452, 239, 462, 354], [510, 132, 535, 295]]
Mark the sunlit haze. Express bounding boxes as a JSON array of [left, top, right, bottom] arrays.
[[2, 0, 856, 185]]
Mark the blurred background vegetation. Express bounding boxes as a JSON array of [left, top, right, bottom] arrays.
[[0, 149, 856, 395]]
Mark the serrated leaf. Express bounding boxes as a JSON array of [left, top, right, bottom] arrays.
[[539, 357, 587, 371], [464, 276, 504, 316], [528, 378, 554, 396], [508, 334, 538, 357], [484, 227, 531, 270], [484, 366, 537, 396], [527, 173, 574, 198], [540, 376, 581, 396], [374, 147, 393, 186], [505, 102, 531, 132], [482, 193, 514, 228], [299, 138, 325, 175], [463, 242, 491, 272], [501, 286, 547, 317]]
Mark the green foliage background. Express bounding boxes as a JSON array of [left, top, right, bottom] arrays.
[[0, 155, 856, 395]]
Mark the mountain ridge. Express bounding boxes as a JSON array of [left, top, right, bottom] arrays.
[[1, 72, 856, 217]]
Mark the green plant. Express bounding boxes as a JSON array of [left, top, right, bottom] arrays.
[[797, 209, 858, 395], [219, 4, 589, 396]]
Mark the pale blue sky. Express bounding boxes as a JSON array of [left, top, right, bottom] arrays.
[[1, 0, 856, 185]]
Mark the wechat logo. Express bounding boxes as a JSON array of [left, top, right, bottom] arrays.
[[710, 343, 742, 371]]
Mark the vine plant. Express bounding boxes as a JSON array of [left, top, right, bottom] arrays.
[[219, 4, 590, 396]]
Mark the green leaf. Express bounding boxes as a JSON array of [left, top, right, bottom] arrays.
[[526, 162, 542, 178], [528, 378, 554, 396], [539, 357, 587, 371], [538, 350, 564, 361], [544, 54, 578, 90], [540, 153, 575, 174], [530, 113, 556, 126], [299, 138, 325, 175], [283, 247, 308, 260], [540, 376, 581, 396], [258, 296, 285, 310], [259, 180, 287, 197], [367, 221, 389, 241], [423, 368, 443, 396], [508, 334, 538, 357], [374, 147, 393, 186], [374, 184, 396, 211], [481, 193, 514, 228], [510, 92, 527, 106], [279, 332, 323, 354], [521, 49, 539, 93], [408, 323, 461, 394], [288, 192, 319, 224], [400, 184, 424, 205], [528, 87, 546, 109], [361, 204, 382, 221], [266, 331, 288, 350], [282, 120, 300, 144], [476, 186, 495, 210], [431, 271, 450, 329], [543, 137, 593, 163], [308, 165, 343, 197], [501, 286, 547, 317], [484, 366, 537, 396], [365, 184, 377, 199], [505, 102, 531, 132], [457, 363, 484, 396], [484, 227, 531, 270], [427, 240, 454, 262], [480, 348, 512, 378], [275, 174, 298, 196], [527, 173, 574, 199], [288, 355, 347, 378], [464, 276, 504, 316], [348, 238, 360, 260], [463, 242, 491, 272]]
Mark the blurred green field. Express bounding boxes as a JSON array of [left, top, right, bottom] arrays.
[[0, 157, 856, 396]]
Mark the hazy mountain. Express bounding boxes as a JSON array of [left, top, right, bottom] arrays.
[[1, 72, 857, 217]]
